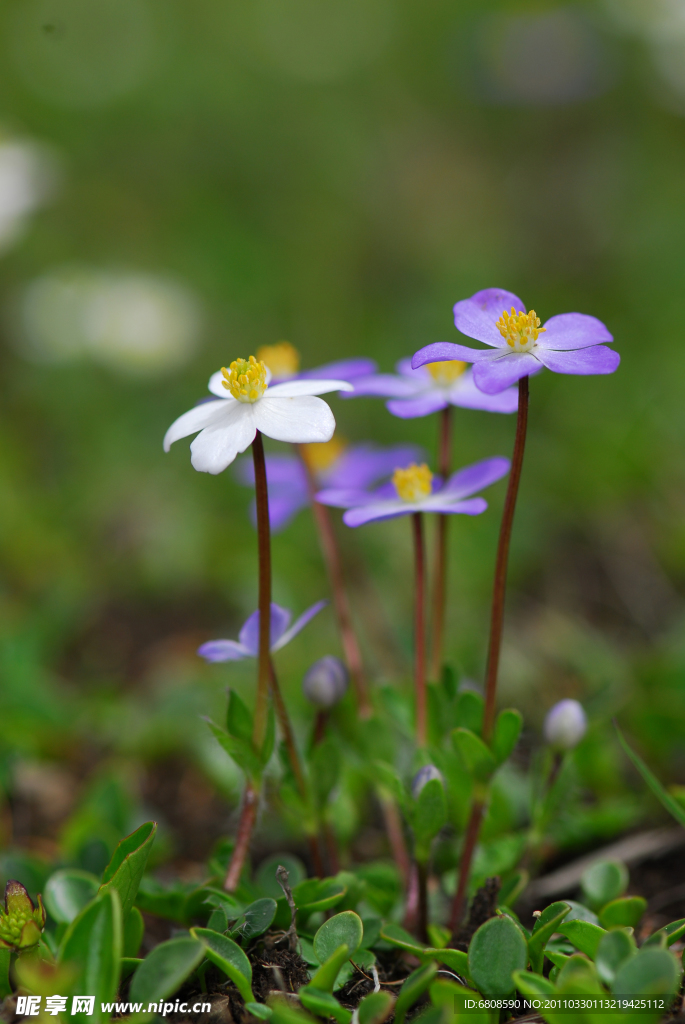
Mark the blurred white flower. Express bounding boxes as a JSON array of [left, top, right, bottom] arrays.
[[0, 137, 55, 253], [18, 267, 202, 375], [543, 699, 588, 751]]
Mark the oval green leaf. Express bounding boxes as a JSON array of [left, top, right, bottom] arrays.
[[314, 911, 363, 964], [394, 962, 438, 1024], [58, 890, 123, 1024], [612, 947, 680, 999], [129, 936, 206, 1009], [293, 878, 346, 913], [299, 986, 352, 1024], [468, 915, 527, 998], [595, 929, 636, 987], [357, 990, 395, 1024], [580, 860, 628, 910], [599, 896, 647, 929], [44, 869, 100, 925], [558, 919, 605, 960], [310, 944, 351, 992], [191, 926, 254, 1002]]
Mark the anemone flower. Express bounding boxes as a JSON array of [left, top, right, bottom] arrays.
[[255, 340, 376, 385], [198, 601, 327, 663], [411, 288, 619, 394], [164, 356, 353, 474]]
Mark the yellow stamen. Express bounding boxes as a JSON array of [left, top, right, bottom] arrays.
[[256, 341, 300, 379], [426, 360, 467, 385], [301, 435, 347, 475], [393, 463, 433, 503], [495, 307, 546, 352], [221, 355, 268, 403]]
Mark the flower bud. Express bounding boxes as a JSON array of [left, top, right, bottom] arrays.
[[302, 656, 349, 708], [411, 764, 444, 799], [0, 880, 46, 950], [543, 699, 587, 751]]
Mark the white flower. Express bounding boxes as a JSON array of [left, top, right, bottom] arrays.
[[164, 355, 353, 474], [544, 699, 588, 750]]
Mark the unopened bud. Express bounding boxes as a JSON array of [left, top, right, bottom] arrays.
[[302, 656, 349, 708], [543, 699, 587, 751], [412, 764, 444, 799], [0, 880, 45, 950]]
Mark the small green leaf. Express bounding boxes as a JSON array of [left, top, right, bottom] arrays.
[[267, 996, 318, 1024], [121, 957, 143, 980], [98, 821, 157, 921], [452, 728, 497, 781], [191, 927, 254, 1002], [555, 954, 603, 995], [293, 878, 346, 913], [309, 945, 350, 993], [491, 709, 523, 765], [299, 986, 351, 1024], [379, 922, 425, 954], [615, 726, 685, 828], [528, 901, 570, 974], [58, 890, 123, 1024], [246, 1003, 273, 1020], [357, 990, 395, 1024], [426, 924, 450, 949], [44, 869, 100, 925], [227, 689, 254, 741], [129, 937, 206, 1015], [424, 947, 469, 978], [394, 962, 438, 1024], [413, 778, 447, 852], [208, 722, 263, 779], [599, 896, 647, 929], [231, 897, 277, 941], [512, 970, 556, 998], [207, 906, 228, 933], [0, 947, 11, 999], [468, 915, 527, 997], [558, 919, 606, 959], [580, 860, 628, 910], [612, 946, 680, 999], [123, 906, 144, 957], [595, 929, 636, 987], [314, 911, 363, 963], [455, 691, 484, 735], [643, 918, 685, 948], [429, 979, 495, 1023]]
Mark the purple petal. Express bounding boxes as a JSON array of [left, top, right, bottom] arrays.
[[411, 341, 491, 369], [448, 372, 518, 413], [198, 639, 251, 662], [326, 443, 425, 490], [316, 487, 380, 509], [396, 357, 428, 377], [468, 288, 526, 318], [268, 493, 309, 532], [239, 604, 292, 655], [427, 497, 488, 516], [272, 599, 327, 651], [535, 345, 620, 375], [454, 290, 526, 347], [473, 352, 542, 394], [299, 357, 377, 381], [538, 312, 613, 351], [343, 501, 413, 527], [443, 457, 510, 499], [387, 392, 448, 418], [342, 373, 420, 399]]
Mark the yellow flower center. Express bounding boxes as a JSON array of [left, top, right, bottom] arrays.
[[256, 341, 300, 379], [301, 435, 347, 475], [426, 360, 467, 385], [221, 355, 268, 403], [495, 307, 546, 352], [393, 463, 433, 503]]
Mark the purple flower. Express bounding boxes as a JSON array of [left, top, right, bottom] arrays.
[[236, 441, 425, 532], [302, 656, 349, 708], [344, 357, 518, 417], [254, 341, 376, 386], [317, 456, 510, 527], [198, 601, 327, 663], [411, 765, 444, 799], [411, 288, 619, 395]]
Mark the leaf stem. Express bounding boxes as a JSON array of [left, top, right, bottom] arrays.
[[413, 512, 427, 747], [430, 406, 452, 681]]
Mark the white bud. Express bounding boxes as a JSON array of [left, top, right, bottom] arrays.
[[543, 699, 587, 751], [411, 764, 444, 799], [302, 656, 349, 708]]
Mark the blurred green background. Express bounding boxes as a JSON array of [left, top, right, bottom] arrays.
[[0, 0, 684, 871]]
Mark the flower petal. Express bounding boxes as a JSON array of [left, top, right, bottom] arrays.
[[269, 493, 310, 532], [442, 456, 510, 499], [468, 287, 526, 318], [326, 443, 425, 490], [535, 344, 620, 375], [411, 341, 491, 369], [387, 391, 448, 418], [253, 395, 335, 443], [198, 639, 252, 662], [454, 288, 525, 347], [343, 501, 414, 527], [299, 357, 377, 380], [267, 378, 354, 398], [473, 352, 542, 394], [449, 371, 518, 413], [163, 399, 231, 451], [342, 373, 421, 398], [316, 487, 380, 508], [239, 604, 292, 655], [189, 402, 256, 474], [272, 599, 328, 652], [424, 497, 488, 516], [537, 312, 613, 351]]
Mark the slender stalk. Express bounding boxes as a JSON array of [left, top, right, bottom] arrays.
[[379, 792, 411, 888], [298, 447, 372, 718], [448, 800, 484, 934], [430, 406, 452, 681], [413, 512, 427, 747], [224, 782, 259, 891], [269, 658, 307, 798], [416, 861, 429, 945]]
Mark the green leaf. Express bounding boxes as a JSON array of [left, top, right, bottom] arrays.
[[413, 777, 447, 852], [357, 990, 395, 1024], [379, 922, 425, 954], [256, 854, 307, 899], [512, 970, 556, 998], [246, 1003, 273, 1020], [267, 996, 318, 1024], [227, 689, 254, 741], [558, 919, 606, 959], [580, 860, 628, 910], [260, 702, 276, 767], [129, 937, 206, 1016], [309, 944, 351, 993], [429, 979, 496, 1023], [0, 947, 11, 1000], [98, 821, 157, 921], [299, 986, 351, 1024], [599, 896, 647, 929], [121, 958, 143, 980], [293, 878, 347, 913], [207, 906, 228, 933], [468, 915, 527, 997], [643, 918, 685, 948], [528, 901, 570, 974], [231, 897, 277, 941], [44, 869, 100, 925], [123, 906, 144, 957], [452, 728, 497, 781], [191, 927, 254, 1002], [309, 737, 341, 806], [615, 725, 685, 828], [134, 877, 196, 923], [58, 890, 123, 1024], [491, 709, 523, 765], [612, 946, 680, 999], [455, 691, 484, 735], [394, 962, 438, 1024], [426, 924, 450, 949], [208, 721, 263, 779], [555, 954, 603, 995], [314, 911, 363, 963], [595, 929, 636, 987]]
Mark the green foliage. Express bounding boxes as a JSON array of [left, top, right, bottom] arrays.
[[309, 945, 351, 993], [615, 726, 685, 828], [452, 728, 497, 782], [580, 860, 628, 910], [299, 986, 351, 1023], [98, 821, 157, 921], [129, 937, 206, 1018], [191, 927, 255, 1002], [313, 911, 363, 963], [44, 870, 100, 925], [491, 709, 523, 766], [598, 896, 647, 929], [412, 777, 447, 859], [528, 901, 570, 974], [595, 929, 636, 987], [468, 915, 527, 997], [230, 897, 277, 941], [58, 890, 122, 1024], [357, 990, 395, 1024]]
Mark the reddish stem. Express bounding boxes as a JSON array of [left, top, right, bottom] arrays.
[[379, 793, 411, 888], [224, 782, 258, 892], [430, 406, 452, 681], [413, 512, 427, 747], [448, 800, 485, 935]]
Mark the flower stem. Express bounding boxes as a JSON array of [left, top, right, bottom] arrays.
[[448, 799, 484, 935], [378, 791, 411, 888], [298, 447, 373, 718], [430, 406, 452, 681], [416, 860, 429, 945], [413, 512, 427, 747], [224, 782, 259, 891]]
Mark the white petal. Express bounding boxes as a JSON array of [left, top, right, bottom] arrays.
[[189, 402, 256, 474], [163, 399, 232, 452], [266, 378, 354, 398], [253, 395, 335, 443], [208, 365, 272, 397]]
